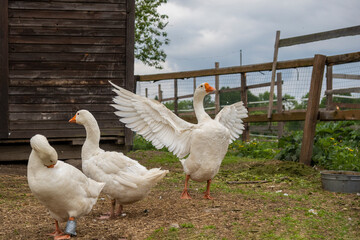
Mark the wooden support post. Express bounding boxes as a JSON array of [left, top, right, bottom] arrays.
[[299, 54, 327, 166], [0, 0, 9, 139], [276, 72, 284, 138], [268, 30, 281, 118], [241, 73, 250, 142], [215, 62, 220, 114], [145, 88, 148, 98], [193, 77, 197, 92], [158, 84, 162, 102], [174, 79, 178, 115], [123, 0, 136, 152], [326, 65, 333, 110]]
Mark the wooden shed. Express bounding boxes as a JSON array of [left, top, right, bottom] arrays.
[[0, 0, 135, 161]]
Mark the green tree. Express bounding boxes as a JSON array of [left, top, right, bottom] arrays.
[[219, 87, 241, 105], [135, 0, 170, 69]]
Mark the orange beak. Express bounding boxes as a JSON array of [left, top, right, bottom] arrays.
[[69, 114, 77, 123], [46, 164, 55, 168], [205, 83, 215, 93]]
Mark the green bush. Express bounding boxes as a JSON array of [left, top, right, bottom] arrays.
[[276, 121, 360, 171], [228, 140, 278, 159]]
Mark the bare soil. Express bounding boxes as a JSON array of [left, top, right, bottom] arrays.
[[1, 151, 360, 240]]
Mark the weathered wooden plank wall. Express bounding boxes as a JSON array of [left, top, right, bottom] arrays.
[[3, 0, 133, 141]]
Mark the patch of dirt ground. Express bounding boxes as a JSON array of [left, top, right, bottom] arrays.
[[1, 153, 360, 240]]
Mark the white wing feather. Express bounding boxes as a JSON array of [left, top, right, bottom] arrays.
[[215, 101, 248, 143], [110, 81, 194, 158]]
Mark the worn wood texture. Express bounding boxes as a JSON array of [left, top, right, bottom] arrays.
[[138, 52, 360, 81], [299, 55, 327, 166], [279, 25, 360, 47], [0, 0, 9, 138], [241, 73, 249, 142], [268, 30, 280, 118], [123, 0, 135, 150], [326, 66, 333, 110], [1, 0, 134, 144], [276, 72, 284, 138]]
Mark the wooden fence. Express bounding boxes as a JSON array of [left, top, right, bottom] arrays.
[[136, 51, 360, 166], [136, 26, 360, 166]]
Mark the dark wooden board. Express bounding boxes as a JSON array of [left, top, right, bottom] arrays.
[[10, 62, 126, 71], [9, 44, 125, 53], [10, 53, 125, 62], [9, 103, 117, 112], [9, 18, 126, 29], [9, 70, 125, 79], [9, 1, 125, 12], [9, 78, 124, 86], [9, 9, 126, 20]]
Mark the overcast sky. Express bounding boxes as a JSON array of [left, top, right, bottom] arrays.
[[135, 0, 360, 75]]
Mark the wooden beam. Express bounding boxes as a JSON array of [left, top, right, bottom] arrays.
[[279, 25, 360, 47], [215, 62, 220, 114], [241, 73, 249, 142], [174, 79, 178, 115], [268, 30, 281, 118], [326, 66, 333, 110], [137, 52, 360, 82], [299, 54, 327, 166], [325, 87, 360, 95], [0, 0, 9, 139], [332, 73, 360, 80], [277, 72, 284, 138], [327, 51, 360, 66], [124, 0, 135, 151]]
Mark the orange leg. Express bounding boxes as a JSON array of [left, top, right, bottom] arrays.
[[54, 234, 71, 240], [99, 199, 116, 220], [181, 174, 192, 199], [203, 179, 213, 200], [47, 220, 63, 236], [115, 204, 123, 217]]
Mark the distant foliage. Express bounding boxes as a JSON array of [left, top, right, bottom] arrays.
[[132, 134, 157, 151], [276, 121, 360, 171], [135, 0, 170, 69], [228, 140, 278, 159]]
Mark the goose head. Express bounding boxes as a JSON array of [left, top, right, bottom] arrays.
[[194, 83, 215, 98], [69, 109, 94, 126], [30, 134, 58, 168]]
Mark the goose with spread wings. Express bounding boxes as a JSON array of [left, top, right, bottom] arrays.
[[110, 81, 248, 199]]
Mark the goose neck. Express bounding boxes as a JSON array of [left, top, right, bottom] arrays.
[[82, 118, 100, 160], [193, 93, 210, 122]]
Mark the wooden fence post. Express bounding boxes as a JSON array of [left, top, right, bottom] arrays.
[[241, 73, 250, 142], [277, 72, 284, 138], [268, 30, 281, 118], [326, 65, 333, 110], [215, 62, 220, 114], [158, 84, 162, 102], [0, 0, 9, 139], [193, 77, 197, 92], [174, 79, 178, 115], [145, 88, 148, 98], [299, 54, 327, 166]]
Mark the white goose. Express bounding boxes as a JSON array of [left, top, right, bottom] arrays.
[[69, 110, 168, 219], [110, 81, 248, 199], [27, 134, 105, 240]]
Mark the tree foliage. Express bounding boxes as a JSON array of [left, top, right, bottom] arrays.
[[135, 0, 170, 69]]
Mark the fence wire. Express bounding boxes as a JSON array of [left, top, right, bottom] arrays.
[[136, 62, 360, 111]]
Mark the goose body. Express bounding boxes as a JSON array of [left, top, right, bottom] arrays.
[[28, 134, 105, 239], [69, 110, 168, 218], [110, 81, 248, 199]]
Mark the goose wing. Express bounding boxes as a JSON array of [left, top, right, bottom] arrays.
[[215, 101, 248, 143], [110, 81, 195, 158]]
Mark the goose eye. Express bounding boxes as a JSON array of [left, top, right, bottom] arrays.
[[77, 113, 79, 115], [200, 85, 203, 88]]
